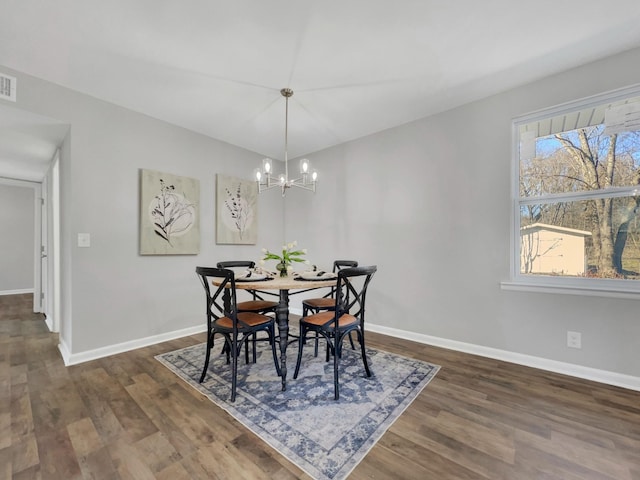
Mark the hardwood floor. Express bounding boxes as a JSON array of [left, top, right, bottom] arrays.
[[2, 293, 640, 479]]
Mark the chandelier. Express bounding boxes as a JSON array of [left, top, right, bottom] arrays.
[[254, 88, 317, 196]]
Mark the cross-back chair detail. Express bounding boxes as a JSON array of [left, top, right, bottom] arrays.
[[293, 265, 377, 400], [216, 260, 278, 313], [196, 266, 280, 402]]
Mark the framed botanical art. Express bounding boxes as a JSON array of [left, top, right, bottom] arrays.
[[140, 169, 200, 255], [216, 174, 258, 244]]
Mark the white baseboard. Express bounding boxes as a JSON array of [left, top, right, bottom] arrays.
[[56, 312, 640, 392], [58, 338, 71, 365], [367, 323, 640, 392], [60, 324, 208, 366], [0, 288, 34, 296], [44, 315, 53, 331]]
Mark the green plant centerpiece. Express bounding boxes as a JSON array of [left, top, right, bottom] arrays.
[[261, 241, 308, 277]]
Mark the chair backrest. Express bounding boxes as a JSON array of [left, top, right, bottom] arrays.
[[323, 260, 358, 299], [215, 260, 262, 301], [332, 260, 358, 273], [334, 265, 377, 322], [195, 266, 238, 326], [216, 260, 256, 269]]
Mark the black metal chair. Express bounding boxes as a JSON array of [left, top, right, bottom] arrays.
[[302, 260, 358, 355], [293, 265, 377, 400], [196, 266, 281, 402], [216, 260, 278, 363]]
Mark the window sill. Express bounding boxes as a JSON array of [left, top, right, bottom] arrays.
[[500, 280, 640, 300]]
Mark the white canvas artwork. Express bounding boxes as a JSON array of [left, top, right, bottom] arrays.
[[216, 174, 257, 245], [140, 169, 200, 255]]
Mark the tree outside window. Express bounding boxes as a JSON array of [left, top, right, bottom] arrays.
[[516, 91, 640, 282]]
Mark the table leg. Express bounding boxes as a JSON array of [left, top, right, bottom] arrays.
[[276, 289, 289, 391]]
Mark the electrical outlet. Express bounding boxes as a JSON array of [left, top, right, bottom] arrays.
[[567, 331, 582, 349]]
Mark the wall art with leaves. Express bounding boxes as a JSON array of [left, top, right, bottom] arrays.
[[216, 174, 257, 245], [140, 169, 200, 255]]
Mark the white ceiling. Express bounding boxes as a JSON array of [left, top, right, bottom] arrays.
[[2, 0, 640, 179]]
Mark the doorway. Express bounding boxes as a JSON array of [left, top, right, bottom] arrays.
[[0, 172, 58, 331], [0, 179, 38, 301], [0, 104, 67, 333]]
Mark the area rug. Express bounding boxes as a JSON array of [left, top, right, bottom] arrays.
[[156, 337, 440, 480]]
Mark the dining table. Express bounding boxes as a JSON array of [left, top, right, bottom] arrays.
[[226, 274, 338, 391]]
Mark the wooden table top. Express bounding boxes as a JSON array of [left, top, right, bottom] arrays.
[[230, 274, 337, 290]]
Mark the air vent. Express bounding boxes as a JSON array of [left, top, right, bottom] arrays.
[[0, 73, 17, 102]]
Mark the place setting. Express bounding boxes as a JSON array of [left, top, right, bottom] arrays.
[[294, 265, 337, 281], [234, 267, 274, 282]]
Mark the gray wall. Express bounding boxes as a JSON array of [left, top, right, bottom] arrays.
[[2, 46, 639, 380], [286, 47, 640, 379], [2, 65, 285, 355], [0, 184, 34, 292]]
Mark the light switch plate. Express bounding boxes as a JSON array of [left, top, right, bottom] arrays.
[[78, 233, 91, 247]]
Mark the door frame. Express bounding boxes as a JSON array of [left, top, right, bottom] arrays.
[[0, 154, 60, 332], [47, 151, 61, 333]]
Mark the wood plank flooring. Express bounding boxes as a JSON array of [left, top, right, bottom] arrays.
[[2, 293, 640, 479]]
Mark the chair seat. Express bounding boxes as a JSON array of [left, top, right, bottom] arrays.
[[215, 312, 272, 329], [237, 299, 278, 311], [301, 311, 357, 329], [302, 297, 335, 309]]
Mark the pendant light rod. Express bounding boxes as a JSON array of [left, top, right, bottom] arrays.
[[283, 88, 291, 184]]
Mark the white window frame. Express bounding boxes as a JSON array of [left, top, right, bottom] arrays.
[[502, 84, 640, 299]]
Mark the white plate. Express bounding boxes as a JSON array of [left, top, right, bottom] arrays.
[[299, 271, 336, 280], [236, 271, 268, 281]]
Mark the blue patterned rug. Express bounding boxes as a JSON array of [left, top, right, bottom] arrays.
[[156, 337, 439, 480]]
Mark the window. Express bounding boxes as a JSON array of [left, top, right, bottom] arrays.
[[510, 85, 640, 296]]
